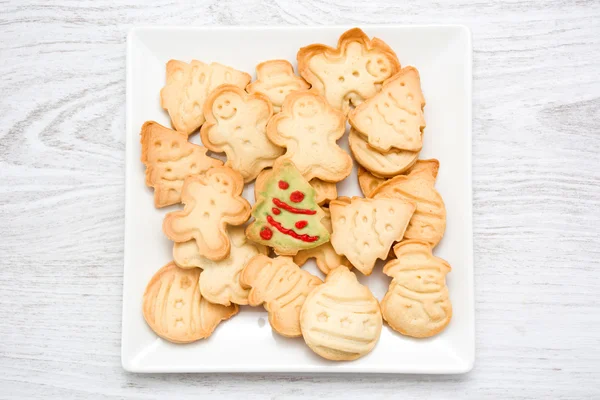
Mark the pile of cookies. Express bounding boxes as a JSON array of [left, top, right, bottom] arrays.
[[140, 28, 452, 361]]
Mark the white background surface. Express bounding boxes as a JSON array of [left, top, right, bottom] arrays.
[[0, 0, 599, 398]]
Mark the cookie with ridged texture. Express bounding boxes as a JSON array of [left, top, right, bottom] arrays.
[[381, 240, 452, 338], [267, 91, 352, 183], [160, 60, 251, 135], [142, 262, 238, 343], [240, 255, 322, 337], [246, 60, 310, 113], [349, 128, 418, 178], [349, 67, 426, 152], [369, 159, 446, 247], [297, 27, 400, 115], [173, 226, 267, 306], [329, 196, 416, 275], [163, 167, 251, 261], [201, 85, 283, 182], [300, 266, 382, 361], [140, 121, 222, 208]]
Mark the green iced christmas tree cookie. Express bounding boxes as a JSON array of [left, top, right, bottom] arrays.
[[246, 161, 330, 255]]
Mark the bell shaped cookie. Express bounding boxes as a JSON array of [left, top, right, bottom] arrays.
[[300, 266, 382, 361]]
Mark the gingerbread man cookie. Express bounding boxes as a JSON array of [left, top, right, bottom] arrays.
[[163, 167, 251, 261], [201, 85, 283, 182], [246, 60, 310, 113], [267, 91, 352, 182], [297, 28, 400, 115], [160, 60, 251, 135]]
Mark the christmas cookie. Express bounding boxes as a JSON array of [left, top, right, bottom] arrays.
[[140, 121, 223, 208], [297, 27, 400, 115], [267, 91, 352, 182], [246, 60, 310, 113], [142, 262, 238, 343], [300, 266, 382, 361], [357, 165, 386, 197], [293, 208, 352, 275], [160, 60, 251, 135], [349, 66, 426, 152], [241, 255, 322, 337], [329, 196, 416, 275], [349, 128, 419, 178], [381, 240, 452, 338], [246, 161, 330, 255], [255, 168, 337, 206], [369, 159, 446, 247], [172, 226, 268, 306], [163, 167, 251, 261], [201, 85, 283, 182]]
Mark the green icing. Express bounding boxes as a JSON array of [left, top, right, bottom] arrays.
[[250, 161, 330, 251]]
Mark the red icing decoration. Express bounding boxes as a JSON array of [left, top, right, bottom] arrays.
[[267, 215, 319, 242], [278, 180, 289, 189], [290, 191, 305, 203], [260, 227, 273, 240], [272, 207, 281, 215], [272, 198, 316, 215], [295, 220, 308, 229]]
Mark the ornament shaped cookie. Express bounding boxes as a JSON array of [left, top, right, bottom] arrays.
[[142, 262, 238, 343], [300, 266, 382, 361], [267, 91, 352, 182], [160, 60, 251, 135], [201, 85, 283, 182], [246, 161, 330, 255], [173, 227, 267, 306], [329, 196, 416, 275], [369, 159, 446, 247], [349, 67, 426, 152], [246, 60, 310, 113], [240, 255, 322, 337], [293, 208, 352, 274], [140, 121, 223, 208], [382, 241, 452, 338], [255, 168, 336, 206], [163, 167, 251, 261], [297, 28, 401, 115], [357, 166, 386, 197], [349, 128, 418, 178]]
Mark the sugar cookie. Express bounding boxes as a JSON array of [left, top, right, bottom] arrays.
[[160, 60, 251, 135], [201, 85, 283, 182], [357, 165, 386, 197], [382, 240, 452, 338], [329, 196, 415, 275], [140, 121, 222, 208], [142, 262, 238, 343], [246, 60, 310, 113], [300, 266, 382, 361], [163, 167, 251, 261], [241, 255, 322, 337], [297, 27, 400, 115]]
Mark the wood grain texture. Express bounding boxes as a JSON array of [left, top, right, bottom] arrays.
[[1, 0, 599, 398]]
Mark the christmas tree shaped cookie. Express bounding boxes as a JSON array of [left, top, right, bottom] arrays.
[[246, 161, 330, 255]]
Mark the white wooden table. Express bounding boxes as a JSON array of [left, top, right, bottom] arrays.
[[1, 1, 599, 398]]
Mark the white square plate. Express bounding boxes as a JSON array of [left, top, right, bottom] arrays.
[[123, 25, 473, 373]]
